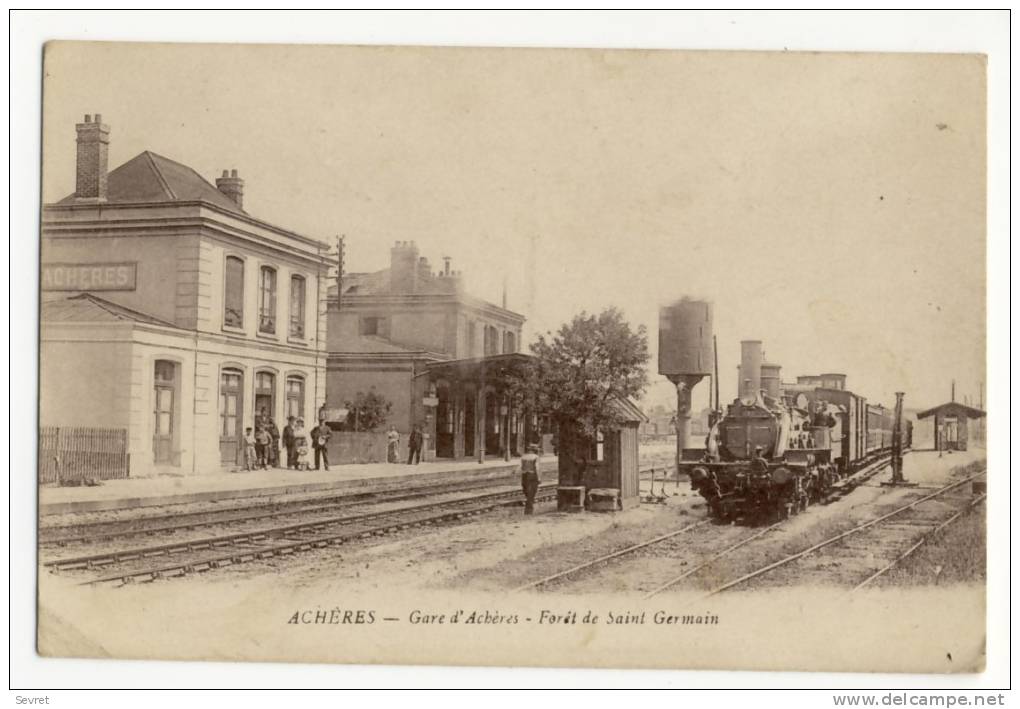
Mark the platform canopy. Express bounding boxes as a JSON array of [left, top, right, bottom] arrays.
[[423, 352, 532, 380], [916, 401, 987, 420]]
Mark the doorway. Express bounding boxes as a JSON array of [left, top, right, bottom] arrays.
[[255, 371, 276, 424], [219, 368, 244, 464], [485, 391, 501, 455], [462, 391, 476, 458], [435, 384, 455, 458], [153, 360, 177, 464]]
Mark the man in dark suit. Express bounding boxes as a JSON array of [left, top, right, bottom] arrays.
[[282, 416, 296, 469], [311, 417, 332, 471], [407, 425, 423, 465]]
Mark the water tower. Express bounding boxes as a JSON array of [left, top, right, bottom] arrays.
[[658, 299, 714, 465]]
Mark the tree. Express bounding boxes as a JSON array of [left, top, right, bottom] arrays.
[[344, 388, 393, 432], [509, 307, 649, 437]]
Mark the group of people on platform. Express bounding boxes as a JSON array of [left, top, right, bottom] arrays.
[[386, 424, 425, 465], [243, 412, 541, 516], [243, 408, 331, 472]]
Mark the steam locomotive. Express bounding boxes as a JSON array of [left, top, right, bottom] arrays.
[[685, 373, 911, 523], [656, 301, 909, 524]]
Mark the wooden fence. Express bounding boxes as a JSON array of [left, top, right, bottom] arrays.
[[39, 426, 130, 484]]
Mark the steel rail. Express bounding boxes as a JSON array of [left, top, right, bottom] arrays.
[[642, 523, 782, 599], [81, 488, 560, 586], [851, 492, 987, 591], [513, 453, 894, 594], [704, 469, 986, 597], [40, 476, 544, 546], [512, 520, 709, 592], [45, 461, 666, 546], [45, 483, 557, 570]]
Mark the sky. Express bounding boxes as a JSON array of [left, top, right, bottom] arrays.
[[41, 42, 986, 413]]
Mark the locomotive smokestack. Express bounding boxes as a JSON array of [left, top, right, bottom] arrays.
[[761, 361, 782, 399], [740, 340, 763, 398]]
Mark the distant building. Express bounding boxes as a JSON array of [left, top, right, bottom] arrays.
[[326, 241, 528, 460], [40, 115, 330, 476], [639, 404, 709, 439]]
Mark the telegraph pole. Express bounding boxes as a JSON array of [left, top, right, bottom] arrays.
[[338, 234, 350, 310]]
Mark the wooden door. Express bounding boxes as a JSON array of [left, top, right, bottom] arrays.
[[219, 369, 243, 464], [153, 361, 176, 464], [462, 394, 475, 458]]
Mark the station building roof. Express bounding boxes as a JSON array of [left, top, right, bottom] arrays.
[[41, 293, 180, 328], [57, 151, 246, 215]]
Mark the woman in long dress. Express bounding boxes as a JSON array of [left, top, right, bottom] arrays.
[[386, 426, 400, 463], [293, 417, 310, 471]]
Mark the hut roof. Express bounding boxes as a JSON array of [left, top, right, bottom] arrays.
[[916, 402, 987, 420]]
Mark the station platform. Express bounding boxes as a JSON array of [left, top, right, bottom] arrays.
[[892, 448, 986, 486], [38, 456, 558, 516]]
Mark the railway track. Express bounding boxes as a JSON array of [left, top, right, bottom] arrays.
[[45, 484, 559, 586], [39, 473, 554, 546], [42, 459, 677, 548], [512, 453, 895, 593], [700, 470, 987, 596], [852, 491, 986, 591]]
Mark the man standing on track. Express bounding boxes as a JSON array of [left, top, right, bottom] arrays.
[[520, 443, 541, 515]]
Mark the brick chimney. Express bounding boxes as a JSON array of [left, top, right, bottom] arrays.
[[390, 241, 420, 294], [75, 114, 110, 201], [216, 169, 244, 208]]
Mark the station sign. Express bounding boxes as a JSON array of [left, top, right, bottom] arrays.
[[422, 396, 439, 407], [320, 408, 349, 423], [42, 262, 137, 291]]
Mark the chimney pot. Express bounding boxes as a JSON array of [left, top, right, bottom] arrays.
[[75, 113, 110, 201], [215, 168, 245, 209]]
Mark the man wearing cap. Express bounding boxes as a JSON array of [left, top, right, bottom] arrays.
[[311, 416, 332, 471], [520, 443, 541, 515], [750, 445, 769, 475]]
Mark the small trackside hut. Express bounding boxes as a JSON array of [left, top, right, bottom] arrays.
[[916, 401, 986, 452], [555, 398, 647, 512]]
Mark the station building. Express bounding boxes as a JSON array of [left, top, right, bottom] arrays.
[[40, 115, 331, 476], [326, 241, 531, 461]]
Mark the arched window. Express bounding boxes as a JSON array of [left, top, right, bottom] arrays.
[[224, 256, 245, 328], [259, 266, 277, 334], [289, 275, 306, 338]]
